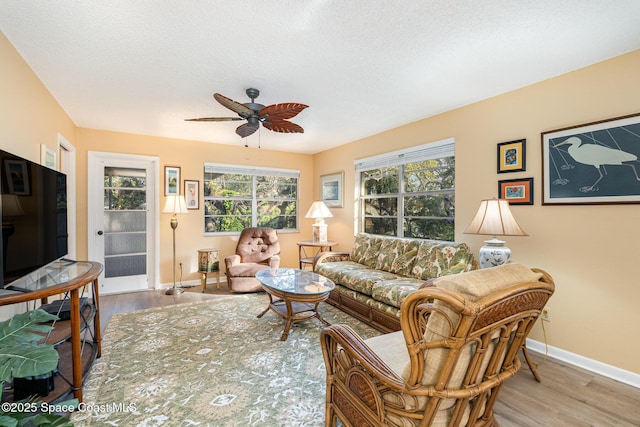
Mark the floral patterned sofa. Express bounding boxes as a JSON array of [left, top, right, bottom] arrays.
[[313, 233, 478, 332]]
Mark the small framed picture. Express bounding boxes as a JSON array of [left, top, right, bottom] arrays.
[[320, 171, 344, 208], [184, 180, 199, 210], [165, 166, 180, 195], [498, 177, 534, 205], [497, 139, 526, 173], [40, 144, 57, 170]]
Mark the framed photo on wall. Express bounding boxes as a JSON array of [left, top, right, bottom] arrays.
[[498, 177, 533, 205], [184, 180, 199, 210], [542, 112, 640, 204], [40, 144, 56, 170], [164, 166, 180, 195], [497, 139, 526, 173], [320, 171, 344, 208]]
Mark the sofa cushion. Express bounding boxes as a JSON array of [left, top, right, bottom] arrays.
[[359, 235, 384, 268], [371, 277, 425, 309], [410, 240, 475, 280], [375, 237, 421, 276], [316, 260, 399, 295], [315, 260, 365, 285]]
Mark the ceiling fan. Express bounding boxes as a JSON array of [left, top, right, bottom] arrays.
[[185, 88, 308, 138]]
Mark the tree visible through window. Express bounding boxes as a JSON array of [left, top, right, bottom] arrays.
[[203, 164, 299, 233], [357, 140, 455, 240]]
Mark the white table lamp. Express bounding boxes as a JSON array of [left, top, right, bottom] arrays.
[[464, 198, 528, 268], [305, 201, 333, 243]]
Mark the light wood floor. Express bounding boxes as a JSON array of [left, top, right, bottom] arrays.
[[98, 286, 640, 427]]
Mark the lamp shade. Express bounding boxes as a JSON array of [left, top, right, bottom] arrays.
[[305, 201, 333, 219], [464, 198, 527, 237], [163, 195, 188, 215]]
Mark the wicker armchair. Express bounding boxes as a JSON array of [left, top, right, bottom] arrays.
[[224, 227, 280, 292], [320, 263, 555, 427]]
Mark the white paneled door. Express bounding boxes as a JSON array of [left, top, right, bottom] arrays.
[[88, 152, 159, 295]]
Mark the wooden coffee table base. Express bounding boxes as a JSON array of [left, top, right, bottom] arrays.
[[257, 292, 331, 341]]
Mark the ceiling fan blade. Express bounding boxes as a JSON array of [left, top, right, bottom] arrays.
[[262, 119, 304, 134], [214, 93, 254, 117], [236, 122, 259, 138], [184, 117, 243, 122], [259, 103, 308, 120]]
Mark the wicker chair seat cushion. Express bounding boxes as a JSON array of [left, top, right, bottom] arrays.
[[365, 330, 408, 376]]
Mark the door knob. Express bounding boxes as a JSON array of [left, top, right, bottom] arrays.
[[97, 230, 104, 235]]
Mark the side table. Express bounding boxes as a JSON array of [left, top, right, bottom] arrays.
[[198, 248, 221, 291], [297, 240, 337, 270]]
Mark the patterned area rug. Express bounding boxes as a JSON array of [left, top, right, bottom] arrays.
[[71, 294, 381, 426]]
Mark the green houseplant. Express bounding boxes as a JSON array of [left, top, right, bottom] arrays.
[[0, 308, 76, 426]]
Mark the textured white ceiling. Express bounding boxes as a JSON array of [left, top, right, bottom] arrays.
[[2, 1, 640, 154]]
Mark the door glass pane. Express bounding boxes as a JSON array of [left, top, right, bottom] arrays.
[[104, 167, 147, 278]]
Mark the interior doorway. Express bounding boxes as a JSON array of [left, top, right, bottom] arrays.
[[87, 152, 159, 295]]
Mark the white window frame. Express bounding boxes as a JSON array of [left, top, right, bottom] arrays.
[[203, 163, 300, 235], [355, 138, 455, 238]]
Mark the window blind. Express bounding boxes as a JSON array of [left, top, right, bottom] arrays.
[[354, 138, 454, 171], [204, 163, 299, 179]]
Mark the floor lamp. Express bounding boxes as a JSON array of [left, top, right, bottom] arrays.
[[163, 195, 188, 295]]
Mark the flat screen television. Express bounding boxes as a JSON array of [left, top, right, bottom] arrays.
[[0, 149, 68, 287]]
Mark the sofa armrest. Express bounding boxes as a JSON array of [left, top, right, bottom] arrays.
[[224, 254, 241, 269], [313, 251, 351, 270], [269, 254, 280, 269]]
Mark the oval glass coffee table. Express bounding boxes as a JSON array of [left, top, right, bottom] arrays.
[[255, 268, 335, 341]]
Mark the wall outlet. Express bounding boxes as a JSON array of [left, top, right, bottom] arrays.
[[542, 306, 551, 322]]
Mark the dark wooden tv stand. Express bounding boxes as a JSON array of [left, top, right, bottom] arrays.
[[0, 260, 103, 403]]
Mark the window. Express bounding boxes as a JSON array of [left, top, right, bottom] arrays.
[[355, 138, 455, 240], [203, 163, 299, 233]]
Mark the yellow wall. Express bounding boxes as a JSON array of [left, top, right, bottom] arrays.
[[0, 32, 75, 166], [314, 50, 640, 374], [74, 128, 314, 284], [2, 28, 639, 374]]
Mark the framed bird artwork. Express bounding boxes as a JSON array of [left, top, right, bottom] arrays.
[[542, 112, 640, 204]]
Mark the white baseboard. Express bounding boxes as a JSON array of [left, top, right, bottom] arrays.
[[158, 277, 227, 290], [526, 338, 640, 389]]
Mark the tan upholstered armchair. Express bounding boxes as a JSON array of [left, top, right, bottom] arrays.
[[320, 263, 555, 427], [224, 227, 281, 292]]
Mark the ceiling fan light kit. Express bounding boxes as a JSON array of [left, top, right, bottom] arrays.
[[186, 88, 308, 138]]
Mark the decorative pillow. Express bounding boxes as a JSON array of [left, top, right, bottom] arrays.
[[410, 240, 475, 280], [350, 233, 371, 264], [359, 235, 384, 268], [375, 238, 420, 276]]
